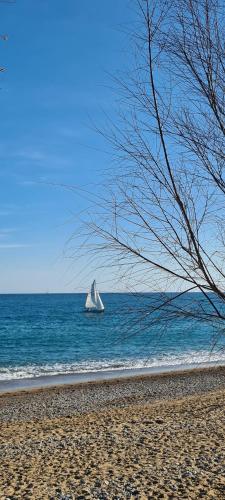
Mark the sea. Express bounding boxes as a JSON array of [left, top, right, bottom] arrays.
[[0, 293, 224, 391]]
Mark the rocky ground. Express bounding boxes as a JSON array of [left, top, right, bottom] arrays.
[[1, 367, 225, 499], [1, 366, 225, 423]]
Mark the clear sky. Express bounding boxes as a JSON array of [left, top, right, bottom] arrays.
[[0, 0, 133, 293]]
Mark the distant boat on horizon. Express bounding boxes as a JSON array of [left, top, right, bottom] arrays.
[[85, 280, 104, 313]]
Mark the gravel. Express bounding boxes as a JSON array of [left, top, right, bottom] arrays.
[[1, 365, 225, 423]]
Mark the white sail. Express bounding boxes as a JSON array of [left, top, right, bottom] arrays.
[[85, 292, 95, 309], [96, 291, 104, 311], [85, 280, 104, 312], [91, 280, 97, 302]]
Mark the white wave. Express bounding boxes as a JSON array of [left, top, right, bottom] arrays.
[[1, 350, 225, 381]]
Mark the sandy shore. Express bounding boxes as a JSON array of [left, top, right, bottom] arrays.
[[1, 367, 225, 499]]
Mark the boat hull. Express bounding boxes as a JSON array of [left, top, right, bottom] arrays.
[[84, 308, 104, 313]]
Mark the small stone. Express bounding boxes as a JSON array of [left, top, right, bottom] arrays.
[[155, 418, 164, 424]]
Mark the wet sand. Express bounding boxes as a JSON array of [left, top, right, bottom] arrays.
[[1, 366, 225, 499]]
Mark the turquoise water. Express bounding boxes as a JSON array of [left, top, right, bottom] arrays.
[[0, 293, 224, 381]]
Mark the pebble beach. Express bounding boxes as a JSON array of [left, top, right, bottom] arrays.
[[1, 366, 225, 499]]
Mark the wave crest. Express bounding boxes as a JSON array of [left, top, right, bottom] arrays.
[[1, 350, 225, 381]]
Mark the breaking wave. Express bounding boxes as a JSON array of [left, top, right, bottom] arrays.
[[1, 349, 225, 381]]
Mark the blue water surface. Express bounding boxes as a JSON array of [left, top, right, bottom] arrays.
[[0, 293, 224, 381]]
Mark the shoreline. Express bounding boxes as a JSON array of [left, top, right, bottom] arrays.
[[1, 364, 225, 423], [1, 359, 225, 394]]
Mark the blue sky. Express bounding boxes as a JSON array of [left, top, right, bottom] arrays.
[[0, 0, 134, 293]]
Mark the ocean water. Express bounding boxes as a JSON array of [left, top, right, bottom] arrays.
[[0, 293, 224, 383]]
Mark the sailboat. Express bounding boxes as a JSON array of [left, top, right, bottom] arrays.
[[85, 280, 104, 312]]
